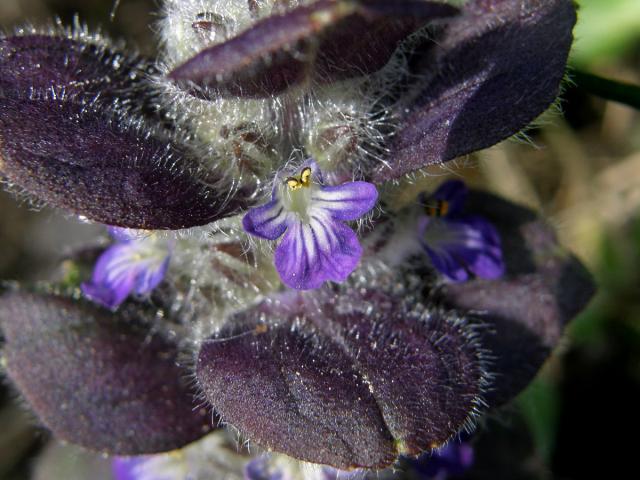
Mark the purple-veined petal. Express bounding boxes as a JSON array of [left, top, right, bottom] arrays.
[[375, 0, 577, 181], [428, 179, 468, 217], [81, 281, 133, 312], [437, 190, 595, 407], [81, 239, 171, 309], [133, 255, 171, 295], [419, 215, 504, 282], [274, 216, 362, 290], [242, 198, 291, 240], [0, 291, 212, 455], [112, 455, 185, 480], [312, 181, 378, 221], [81, 243, 141, 309], [244, 456, 286, 480], [108, 227, 142, 243]]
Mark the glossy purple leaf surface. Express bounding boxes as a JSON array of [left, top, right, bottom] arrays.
[[0, 33, 248, 229], [0, 96, 246, 229], [0, 291, 212, 454], [375, 0, 576, 181]]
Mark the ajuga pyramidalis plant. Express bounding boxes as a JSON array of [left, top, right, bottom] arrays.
[[0, 1, 594, 478]]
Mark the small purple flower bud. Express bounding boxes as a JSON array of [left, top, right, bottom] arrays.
[[81, 228, 172, 309], [242, 160, 377, 290], [418, 180, 504, 282]]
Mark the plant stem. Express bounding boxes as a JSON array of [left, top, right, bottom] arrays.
[[572, 70, 640, 110]]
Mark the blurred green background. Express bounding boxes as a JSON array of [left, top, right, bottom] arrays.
[[0, 0, 639, 478]]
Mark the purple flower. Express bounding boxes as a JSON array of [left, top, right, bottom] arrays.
[[244, 456, 287, 480], [112, 457, 151, 480], [418, 180, 504, 282], [320, 467, 364, 480], [81, 228, 172, 309], [409, 438, 474, 480], [112, 455, 185, 480], [242, 161, 378, 290]]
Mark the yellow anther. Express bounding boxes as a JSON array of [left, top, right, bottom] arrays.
[[300, 167, 312, 187], [286, 177, 302, 190], [285, 167, 313, 191], [424, 200, 449, 217]]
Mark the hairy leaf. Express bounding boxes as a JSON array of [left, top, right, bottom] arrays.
[[0, 96, 247, 229], [0, 33, 248, 229], [0, 33, 155, 110], [0, 290, 212, 454], [375, 0, 576, 181], [436, 191, 595, 406], [197, 285, 485, 469]]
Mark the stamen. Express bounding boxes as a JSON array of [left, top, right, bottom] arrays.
[[424, 200, 449, 217], [285, 167, 313, 191], [300, 167, 312, 186]]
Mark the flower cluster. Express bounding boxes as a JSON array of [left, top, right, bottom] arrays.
[[0, 1, 594, 479]]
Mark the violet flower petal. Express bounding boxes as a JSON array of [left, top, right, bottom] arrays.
[[274, 217, 362, 290], [169, 0, 458, 98], [133, 255, 170, 295], [108, 227, 141, 242], [0, 291, 212, 454], [242, 198, 291, 240], [112, 457, 153, 480], [81, 234, 171, 309], [312, 181, 378, 221], [82, 244, 143, 309], [243, 162, 377, 290], [244, 456, 285, 480], [436, 190, 595, 407], [375, 0, 577, 181], [197, 285, 485, 469], [419, 215, 505, 282]]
